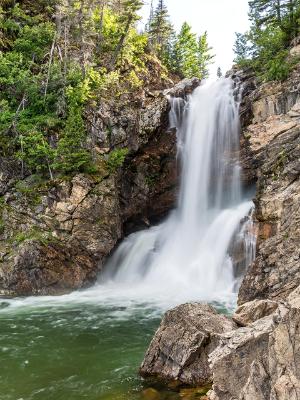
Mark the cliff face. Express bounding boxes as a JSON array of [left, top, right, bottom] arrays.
[[0, 94, 172, 296], [0, 77, 200, 297], [238, 65, 300, 304]]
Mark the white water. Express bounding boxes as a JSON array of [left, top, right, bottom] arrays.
[[1, 78, 255, 314], [99, 78, 255, 309]]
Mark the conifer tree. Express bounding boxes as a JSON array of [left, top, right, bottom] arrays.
[[148, 0, 174, 59], [110, 0, 144, 68], [197, 32, 214, 79], [249, 0, 300, 38], [145, 0, 154, 33], [233, 32, 252, 64], [173, 22, 199, 78]]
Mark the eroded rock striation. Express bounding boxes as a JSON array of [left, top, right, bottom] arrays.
[[140, 290, 300, 400], [209, 290, 300, 400]]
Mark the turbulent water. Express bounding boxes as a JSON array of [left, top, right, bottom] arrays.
[[0, 78, 256, 400]]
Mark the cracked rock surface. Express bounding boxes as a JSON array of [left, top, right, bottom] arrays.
[[139, 303, 237, 386]]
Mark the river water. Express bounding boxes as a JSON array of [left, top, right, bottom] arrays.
[[0, 79, 256, 400]]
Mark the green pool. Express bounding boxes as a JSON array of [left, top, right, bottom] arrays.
[[0, 282, 232, 400], [0, 300, 164, 400]]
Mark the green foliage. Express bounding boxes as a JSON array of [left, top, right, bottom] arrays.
[[173, 22, 199, 78], [17, 131, 55, 177], [198, 32, 215, 79], [173, 23, 214, 79], [107, 148, 129, 172], [0, 0, 216, 182], [14, 228, 56, 246], [54, 105, 92, 174], [234, 0, 300, 81], [233, 32, 253, 66], [148, 0, 174, 63]]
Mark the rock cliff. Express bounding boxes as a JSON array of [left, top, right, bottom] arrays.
[[0, 77, 200, 296], [238, 65, 300, 304]]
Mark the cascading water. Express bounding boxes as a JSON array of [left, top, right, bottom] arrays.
[[101, 78, 255, 307]]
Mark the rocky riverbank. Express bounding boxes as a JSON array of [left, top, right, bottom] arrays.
[[140, 64, 300, 399]]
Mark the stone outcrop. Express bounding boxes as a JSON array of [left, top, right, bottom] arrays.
[[140, 303, 237, 386], [0, 174, 122, 295]]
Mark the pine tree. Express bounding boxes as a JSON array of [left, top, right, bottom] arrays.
[[145, 0, 154, 33], [233, 32, 252, 64], [148, 0, 174, 59], [110, 0, 144, 68], [173, 22, 199, 78], [249, 0, 300, 37], [54, 105, 92, 174], [197, 31, 214, 79]]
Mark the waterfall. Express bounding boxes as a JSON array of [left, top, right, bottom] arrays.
[[101, 78, 255, 307]]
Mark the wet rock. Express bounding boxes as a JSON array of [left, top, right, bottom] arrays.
[[142, 388, 161, 400], [238, 123, 300, 304], [140, 303, 237, 386]]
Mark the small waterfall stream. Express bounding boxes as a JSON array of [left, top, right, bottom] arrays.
[[101, 78, 255, 307]]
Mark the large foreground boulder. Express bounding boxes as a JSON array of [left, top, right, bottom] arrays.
[[139, 303, 237, 386], [208, 290, 300, 400], [141, 289, 300, 399]]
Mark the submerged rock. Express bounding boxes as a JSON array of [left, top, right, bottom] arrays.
[[140, 303, 237, 386]]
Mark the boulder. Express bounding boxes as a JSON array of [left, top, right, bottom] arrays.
[[208, 288, 300, 400], [233, 299, 279, 326], [140, 303, 237, 386]]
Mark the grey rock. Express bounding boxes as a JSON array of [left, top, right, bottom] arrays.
[[233, 299, 279, 326], [164, 77, 201, 98], [140, 303, 237, 386], [208, 292, 300, 400], [238, 64, 300, 304]]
